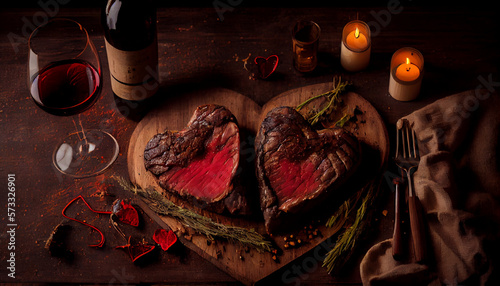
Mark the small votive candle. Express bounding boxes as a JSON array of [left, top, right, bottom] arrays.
[[340, 20, 371, 72], [388, 47, 424, 101]]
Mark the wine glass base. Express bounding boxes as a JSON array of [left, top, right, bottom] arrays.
[[53, 130, 119, 178]]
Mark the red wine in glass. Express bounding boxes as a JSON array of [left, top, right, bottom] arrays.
[[28, 18, 119, 178], [30, 59, 101, 116]]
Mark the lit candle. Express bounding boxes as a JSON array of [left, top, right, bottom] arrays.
[[340, 20, 371, 72], [389, 47, 424, 101], [345, 28, 368, 50], [395, 58, 420, 82]]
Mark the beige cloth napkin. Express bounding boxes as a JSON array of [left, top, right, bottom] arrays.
[[360, 90, 500, 285]]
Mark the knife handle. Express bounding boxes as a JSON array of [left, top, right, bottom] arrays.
[[408, 194, 427, 263], [392, 179, 404, 260]]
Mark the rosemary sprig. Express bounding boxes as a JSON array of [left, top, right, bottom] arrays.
[[113, 176, 273, 253], [325, 187, 363, 232], [296, 77, 352, 126], [322, 179, 379, 274]]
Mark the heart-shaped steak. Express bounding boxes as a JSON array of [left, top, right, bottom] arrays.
[[255, 106, 360, 233], [254, 55, 279, 79], [144, 104, 248, 214]]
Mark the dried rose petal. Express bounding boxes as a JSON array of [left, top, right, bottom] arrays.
[[112, 200, 139, 227], [153, 229, 178, 251], [116, 237, 155, 262]]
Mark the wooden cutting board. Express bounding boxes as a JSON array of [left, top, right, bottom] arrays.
[[127, 83, 389, 285]]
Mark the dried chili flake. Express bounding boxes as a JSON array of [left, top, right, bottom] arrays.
[[90, 188, 114, 200], [153, 229, 178, 251], [112, 199, 139, 227], [116, 236, 155, 262]]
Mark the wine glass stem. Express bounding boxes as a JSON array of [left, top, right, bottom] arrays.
[[72, 114, 90, 155]]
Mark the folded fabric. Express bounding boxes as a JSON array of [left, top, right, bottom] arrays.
[[360, 90, 500, 285]]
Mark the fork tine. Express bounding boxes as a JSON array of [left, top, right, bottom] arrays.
[[405, 122, 412, 159], [402, 123, 407, 159], [406, 123, 412, 158], [412, 128, 419, 159], [395, 124, 401, 159]]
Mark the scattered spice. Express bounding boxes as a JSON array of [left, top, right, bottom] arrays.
[[282, 228, 320, 250], [283, 234, 302, 248], [153, 229, 178, 251], [304, 225, 322, 241], [90, 188, 115, 201]]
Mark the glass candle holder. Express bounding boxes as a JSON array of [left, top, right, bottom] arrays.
[[292, 20, 321, 73], [388, 47, 424, 101], [340, 20, 371, 72]]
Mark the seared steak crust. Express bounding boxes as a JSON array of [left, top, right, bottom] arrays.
[[144, 104, 249, 215], [255, 106, 361, 233]]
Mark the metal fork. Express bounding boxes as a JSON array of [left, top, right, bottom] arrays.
[[393, 119, 427, 263]]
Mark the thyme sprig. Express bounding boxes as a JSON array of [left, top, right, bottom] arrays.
[[296, 77, 352, 126], [322, 179, 380, 274], [113, 176, 273, 253]]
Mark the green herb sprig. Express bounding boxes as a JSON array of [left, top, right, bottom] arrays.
[[322, 179, 379, 274], [296, 77, 352, 126], [113, 176, 273, 253]]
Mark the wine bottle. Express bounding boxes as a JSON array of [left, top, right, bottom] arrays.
[[102, 0, 159, 101]]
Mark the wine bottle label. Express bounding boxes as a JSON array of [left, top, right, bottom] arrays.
[[105, 38, 159, 101]]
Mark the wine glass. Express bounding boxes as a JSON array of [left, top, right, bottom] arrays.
[[28, 18, 119, 178]]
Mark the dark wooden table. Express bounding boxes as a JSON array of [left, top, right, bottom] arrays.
[[1, 4, 498, 285]]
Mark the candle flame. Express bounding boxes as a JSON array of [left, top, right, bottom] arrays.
[[405, 57, 410, 65], [355, 27, 360, 38]]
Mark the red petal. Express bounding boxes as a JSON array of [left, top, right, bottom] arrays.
[[153, 229, 178, 251], [115, 201, 140, 227]]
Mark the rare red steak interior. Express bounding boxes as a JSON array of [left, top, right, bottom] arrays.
[[144, 104, 250, 215], [255, 106, 361, 233]]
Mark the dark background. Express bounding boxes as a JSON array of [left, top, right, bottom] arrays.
[[4, 0, 499, 8]]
